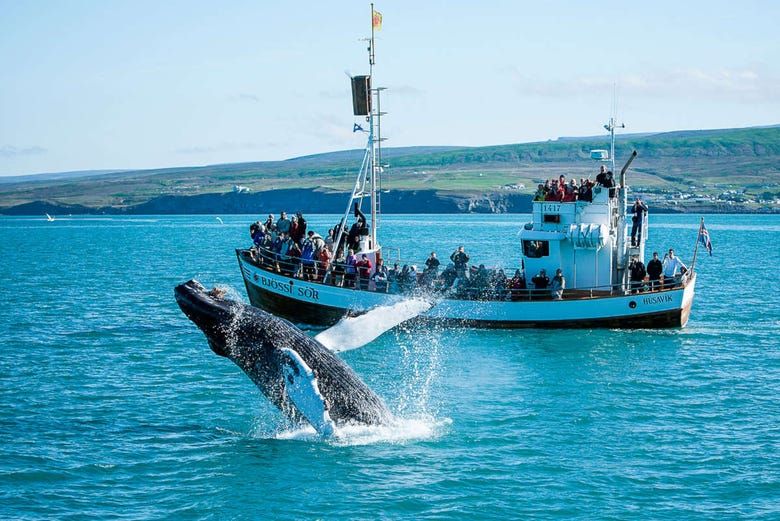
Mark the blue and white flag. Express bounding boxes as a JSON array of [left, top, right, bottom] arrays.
[[699, 220, 713, 256]]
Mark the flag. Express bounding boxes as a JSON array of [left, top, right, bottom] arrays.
[[698, 220, 713, 256], [372, 9, 382, 30], [353, 123, 365, 133]]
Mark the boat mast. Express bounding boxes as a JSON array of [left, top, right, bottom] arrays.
[[368, 2, 382, 249], [604, 87, 628, 287]]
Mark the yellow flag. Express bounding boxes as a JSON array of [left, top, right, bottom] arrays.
[[372, 9, 382, 30]]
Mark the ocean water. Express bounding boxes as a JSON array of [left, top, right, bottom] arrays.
[[0, 214, 778, 520]]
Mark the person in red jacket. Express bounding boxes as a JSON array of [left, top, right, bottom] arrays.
[[355, 254, 373, 290]]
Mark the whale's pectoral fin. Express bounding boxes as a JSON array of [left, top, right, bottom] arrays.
[[314, 297, 435, 352], [279, 348, 336, 437]]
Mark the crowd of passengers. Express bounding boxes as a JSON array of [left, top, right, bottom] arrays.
[[245, 206, 687, 300], [533, 165, 617, 203]]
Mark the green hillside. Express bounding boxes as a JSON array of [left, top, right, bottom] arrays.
[[1, 126, 778, 211]]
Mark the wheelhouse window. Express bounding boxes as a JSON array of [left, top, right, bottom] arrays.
[[543, 214, 561, 223], [523, 240, 549, 258]]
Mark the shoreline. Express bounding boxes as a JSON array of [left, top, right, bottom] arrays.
[[2, 188, 778, 216]]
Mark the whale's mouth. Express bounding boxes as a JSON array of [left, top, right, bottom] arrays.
[[174, 279, 234, 357]]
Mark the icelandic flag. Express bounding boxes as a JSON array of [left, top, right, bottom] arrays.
[[699, 220, 713, 256], [353, 123, 365, 133]]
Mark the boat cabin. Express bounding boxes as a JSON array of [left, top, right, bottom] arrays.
[[519, 185, 646, 291]]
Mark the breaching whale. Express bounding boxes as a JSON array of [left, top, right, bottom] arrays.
[[174, 280, 391, 435]]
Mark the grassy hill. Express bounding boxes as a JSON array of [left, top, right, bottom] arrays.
[[1, 126, 778, 212]]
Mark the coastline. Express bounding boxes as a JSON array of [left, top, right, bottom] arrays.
[[2, 188, 777, 215]]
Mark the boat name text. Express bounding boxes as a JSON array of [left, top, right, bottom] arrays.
[[259, 275, 320, 301], [642, 294, 673, 306]]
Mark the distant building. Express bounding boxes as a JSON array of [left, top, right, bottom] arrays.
[[233, 185, 250, 193]]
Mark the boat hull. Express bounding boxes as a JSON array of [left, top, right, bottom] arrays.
[[238, 252, 695, 329]]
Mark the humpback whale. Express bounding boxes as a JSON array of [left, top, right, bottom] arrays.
[[174, 280, 391, 435]]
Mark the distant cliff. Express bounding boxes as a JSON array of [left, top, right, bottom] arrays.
[[0, 189, 535, 215]]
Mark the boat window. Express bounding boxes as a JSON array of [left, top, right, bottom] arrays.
[[543, 214, 560, 223], [523, 240, 549, 258]]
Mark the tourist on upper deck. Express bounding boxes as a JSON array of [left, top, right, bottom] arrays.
[[662, 248, 687, 288], [630, 197, 649, 247], [250, 222, 265, 247], [356, 254, 373, 290], [371, 258, 389, 292], [533, 184, 546, 202], [450, 246, 470, 278], [562, 181, 577, 202], [531, 269, 550, 294], [551, 268, 565, 300], [545, 180, 561, 201], [647, 251, 663, 291], [596, 165, 615, 187], [578, 179, 593, 202], [629, 256, 647, 293], [276, 212, 291, 235]]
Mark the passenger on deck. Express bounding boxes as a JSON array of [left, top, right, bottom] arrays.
[[356, 254, 373, 290], [493, 269, 508, 300], [562, 180, 577, 202], [630, 197, 649, 246], [388, 263, 400, 293], [578, 179, 593, 202], [276, 212, 291, 235], [300, 235, 316, 281], [662, 249, 687, 288], [293, 213, 307, 244], [647, 252, 663, 291], [332, 252, 346, 286], [450, 246, 470, 279], [250, 222, 266, 247], [533, 184, 546, 201], [531, 269, 550, 295], [372, 258, 389, 292], [425, 252, 440, 276], [629, 256, 647, 293], [344, 249, 358, 288], [317, 245, 332, 282], [325, 228, 335, 252], [286, 241, 302, 277], [308, 230, 325, 252], [509, 269, 526, 301], [545, 180, 562, 201], [551, 268, 565, 300], [596, 165, 615, 189], [264, 214, 276, 234], [440, 263, 457, 291]]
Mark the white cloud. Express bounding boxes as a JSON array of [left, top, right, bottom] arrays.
[[509, 66, 780, 103], [0, 145, 47, 158]]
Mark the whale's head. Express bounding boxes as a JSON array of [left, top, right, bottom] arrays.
[[174, 280, 244, 358]]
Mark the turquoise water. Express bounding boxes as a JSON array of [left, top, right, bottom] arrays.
[[1, 214, 778, 519]]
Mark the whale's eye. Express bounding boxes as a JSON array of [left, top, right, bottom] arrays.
[[287, 375, 294, 385]]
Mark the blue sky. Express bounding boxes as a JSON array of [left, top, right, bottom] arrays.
[[0, 0, 778, 176]]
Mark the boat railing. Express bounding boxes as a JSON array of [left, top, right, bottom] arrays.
[[238, 246, 691, 302]]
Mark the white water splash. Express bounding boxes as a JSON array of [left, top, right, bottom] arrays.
[[272, 416, 451, 446], [314, 298, 433, 352]]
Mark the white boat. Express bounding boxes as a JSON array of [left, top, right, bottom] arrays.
[[236, 7, 699, 329]]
